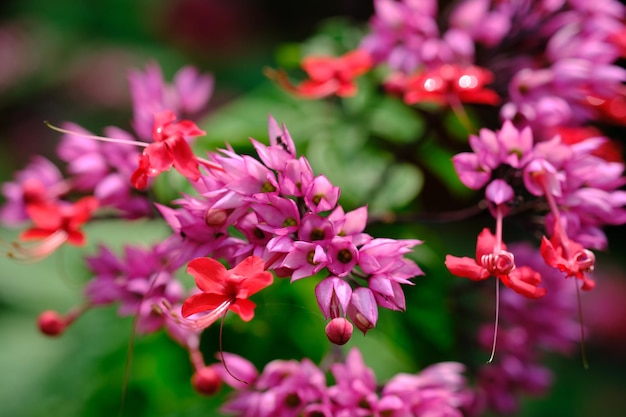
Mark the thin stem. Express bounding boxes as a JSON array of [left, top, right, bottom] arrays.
[[575, 278, 590, 370], [487, 278, 500, 364]]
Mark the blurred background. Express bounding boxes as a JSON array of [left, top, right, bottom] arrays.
[[1, 1, 625, 416]]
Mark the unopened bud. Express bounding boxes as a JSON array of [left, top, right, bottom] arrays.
[[37, 310, 67, 336], [205, 209, 228, 227], [325, 317, 353, 345], [192, 366, 222, 396], [574, 249, 595, 273]]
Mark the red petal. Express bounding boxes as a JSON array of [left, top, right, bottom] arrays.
[[68, 196, 99, 226], [301, 57, 337, 82], [475, 228, 501, 261], [231, 256, 274, 298], [26, 202, 62, 230], [164, 120, 205, 138], [295, 79, 340, 99], [539, 236, 560, 268], [187, 257, 228, 294], [501, 267, 546, 299], [445, 255, 490, 280], [342, 50, 372, 75], [182, 293, 229, 317], [152, 110, 177, 142], [66, 230, 86, 246], [145, 141, 173, 174], [166, 135, 200, 181], [20, 228, 54, 241], [229, 298, 256, 322]]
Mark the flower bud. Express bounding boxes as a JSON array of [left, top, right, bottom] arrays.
[[574, 249, 595, 273], [191, 366, 221, 396], [325, 317, 353, 345], [37, 310, 67, 336]]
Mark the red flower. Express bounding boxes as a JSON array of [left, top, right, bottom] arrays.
[[182, 256, 274, 329], [540, 234, 596, 291], [445, 228, 546, 299], [21, 196, 99, 246], [395, 64, 500, 107], [131, 110, 205, 189], [267, 49, 372, 99]]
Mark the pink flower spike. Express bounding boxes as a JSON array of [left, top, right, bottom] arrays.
[[181, 256, 274, 329]]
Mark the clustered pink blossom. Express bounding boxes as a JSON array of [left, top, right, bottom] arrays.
[[211, 348, 473, 417]]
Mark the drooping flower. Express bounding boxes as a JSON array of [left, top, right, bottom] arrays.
[[445, 228, 546, 299], [540, 232, 596, 291], [181, 256, 274, 329]]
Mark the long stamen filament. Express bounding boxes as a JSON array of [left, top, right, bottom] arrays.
[[575, 277, 589, 369], [218, 311, 248, 384], [45, 122, 149, 148], [487, 278, 500, 364]]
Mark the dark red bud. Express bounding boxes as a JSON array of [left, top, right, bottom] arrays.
[[325, 317, 353, 345], [37, 310, 67, 336], [192, 366, 221, 396]]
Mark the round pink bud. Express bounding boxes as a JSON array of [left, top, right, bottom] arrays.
[[192, 367, 222, 396], [325, 317, 353, 345], [205, 209, 228, 227], [37, 310, 67, 336]]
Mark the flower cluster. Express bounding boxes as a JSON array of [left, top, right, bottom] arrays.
[[210, 348, 473, 417], [0, 58, 424, 393]]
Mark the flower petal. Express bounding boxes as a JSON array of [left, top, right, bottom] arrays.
[[182, 293, 230, 317], [445, 255, 490, 280], [230, 298, 256, 321], [187, 257, 228, 294]]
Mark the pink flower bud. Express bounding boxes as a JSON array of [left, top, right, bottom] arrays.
[[37, 310, 67, 336], [348, 288, 378, 335], [325, 317, 353, 345], [191, 366, 221, 396]]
